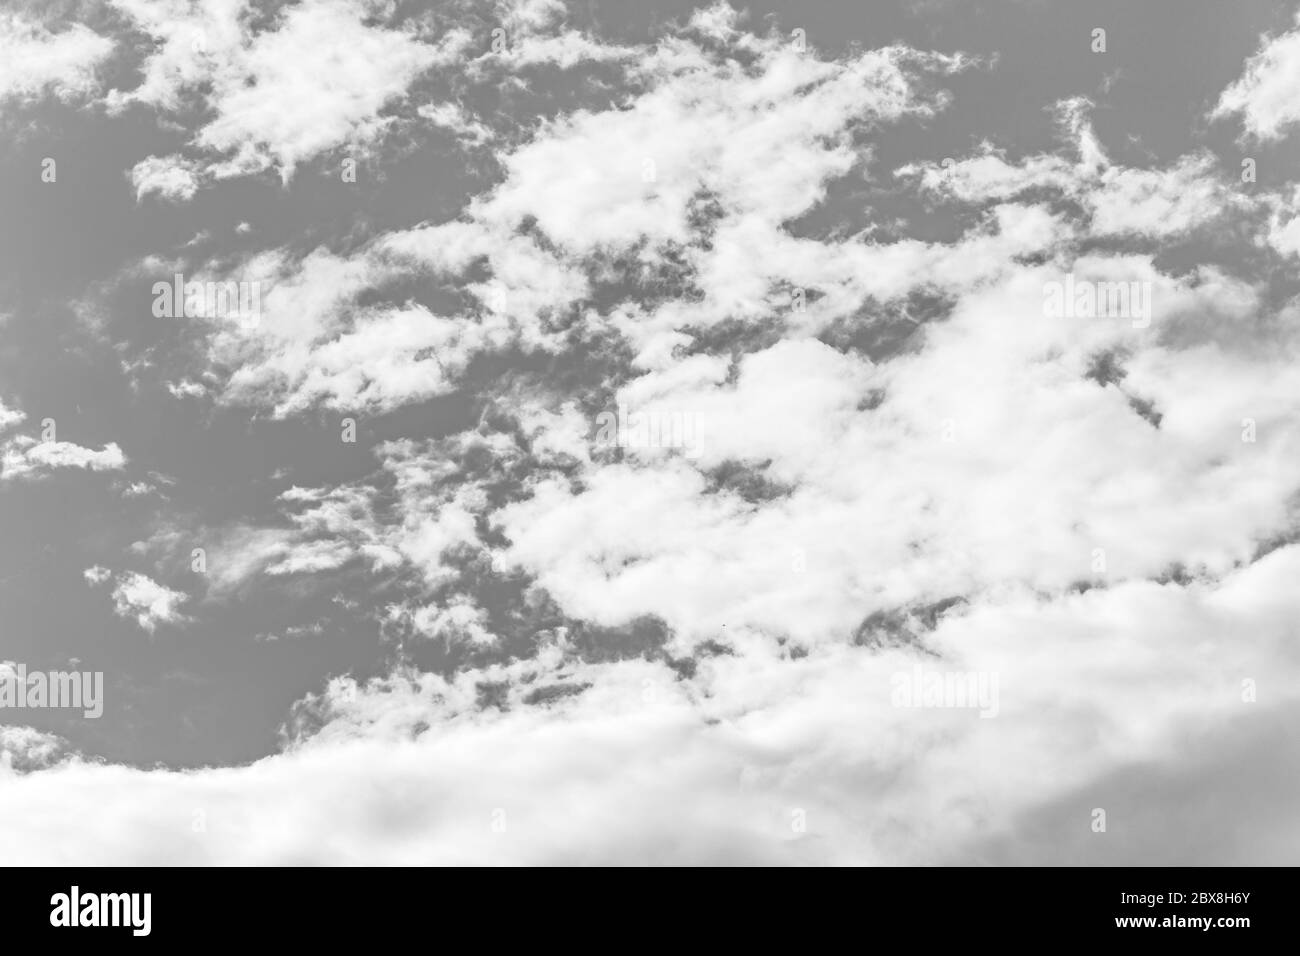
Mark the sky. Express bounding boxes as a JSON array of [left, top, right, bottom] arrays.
[[1, 0, 1299, 864]]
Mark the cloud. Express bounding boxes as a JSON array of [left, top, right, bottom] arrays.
[[1265, 185, 1300, 258], [4, 544, 1300, 862], [416, 102, 495, 145], [450, 0, 640, 73], [157, 15, 972, 416], [166, 219, 589, 416], [1212, 12, 1300, 141], [83, 565, 113, 585], [109, 0, 464, 183], [0, 398, 25, 432], [0, 725, 71, 775], [474, 39, 972, 257], [165, 379, 207, 398], [0, 13, 113, 104], [1, 436, 127, 481], [898, 100, 1250, 239], [143, 6, 1300, 656], [129, 154, 201, 201], [403, 595, 496, 646], [10, 0, 1300, 866], [106, 571, 190, 633]]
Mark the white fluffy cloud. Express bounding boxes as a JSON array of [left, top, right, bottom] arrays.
[[83, 565, 113, 585], [129, 154, 201, 201], [899, 100, 1250, 240], [0, 725, 69, 774], [0, 13, 113, 103], [0, 397, 25, 431], [471, 0, 637, 71], [167, 11, 973, 414], [109, 0, 462, 182], [100, 571, 190, 633], [476, 37, 971, 256], [1213, 12, 1300, 141], [1, 435, 126, 481], [14, 1, 1300, 866], [1266, 186, 1300, 257], [163, 5, 1300, 656], [4, 543, 1299, 863]]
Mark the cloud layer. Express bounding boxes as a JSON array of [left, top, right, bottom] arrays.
[[1, 0, 1298, 864]]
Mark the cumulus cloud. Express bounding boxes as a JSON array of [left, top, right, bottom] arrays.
[[474, 38, 972, 257], [0, 13, 114, 103], [109, 0, 464, 183], [155, 12, 973, 415], [468, 0, 638, 71], [9, 0, 1300, 866], [416, 102, 496, 145], [83, 565, 113, 585], [898, 100, 1250, 239], [1212, 11, 1300, 141], [144, 4, 1300, 655], [1, 435, 126, 481], [1265, 185, 1300, 258], [4, 544, 1300, 862], [0, 725, 71, 775], [129, 154, 202, 201], [0, 397, 25, 431], [105, 571, 191, 633]]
